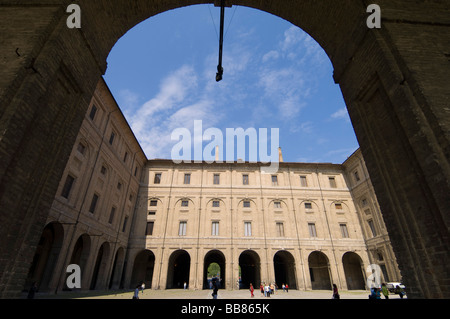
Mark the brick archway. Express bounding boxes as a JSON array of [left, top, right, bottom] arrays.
[[0, 1, 448, 298]]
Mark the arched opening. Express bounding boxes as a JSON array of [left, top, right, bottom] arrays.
[[203, 250, 226, 289], [90, 242, 111, 290], [238, 250, 261, 289], [109, 247, 125, 290], [273, 251, 297, 290], [66, 234, 91, 290], [342, 252, 366, 290], [24, 222, 64, 292], [308, 251, 332, 290], [130, 249, 155, 289], [166, 250, 191, 289]]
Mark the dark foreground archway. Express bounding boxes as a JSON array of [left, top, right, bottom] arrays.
[[0, 1, 448, 298]]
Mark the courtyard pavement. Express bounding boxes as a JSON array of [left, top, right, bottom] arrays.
[[33, 288, 406, 300]]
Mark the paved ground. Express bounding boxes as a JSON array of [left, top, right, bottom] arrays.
[[33, 288, 406, 300]]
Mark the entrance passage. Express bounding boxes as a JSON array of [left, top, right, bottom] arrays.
[[273, 251, 297, 289], [308, 251, 332, 290], [239, 250, 261, 289], [342, 252, 365, 290], [24, 222, 64, 292], [166, 250, 190, 289], [131, 249, 155, 289], [203, 250, 226, 289]]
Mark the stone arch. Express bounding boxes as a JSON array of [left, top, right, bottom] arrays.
[[1, 0, 448, 299], [238, 250, 261, 289], [203, 250, 226, 289], [90, 241, 111, 290], [67, 234, 92, 290], [109, 247, 125, 289], [24, 222, 64, 292], [273, 250, 297, 290], [308, 251, 332, 290], [342, 252, 366, 290], [166, 249, 191, 289], [130, 249, 155, 289]]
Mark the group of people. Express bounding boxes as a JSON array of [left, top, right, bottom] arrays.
[[369, 283, 406, 299], [253, 282, 288, 297]]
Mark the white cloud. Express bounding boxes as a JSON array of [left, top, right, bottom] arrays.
[[330, 108, 350, 122]]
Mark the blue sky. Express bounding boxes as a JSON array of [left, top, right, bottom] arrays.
[[104, 4, 359, 164]]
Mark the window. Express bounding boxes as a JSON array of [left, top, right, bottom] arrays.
[[274, 201, 281, 209], [213, 174, 220, 185], [123, 152, 128, 163], [354, 170, 360, 182], [243, 174, 249, 185], [89, 194, 99, 214], [181, 200, 189, 207], [361, 198, 368, 207], [212, 200, 220, 208], [117, 182, 122, 190], [148, 211, 156, 215], [122, 216, 129, 232], [300, 175, 308, 187], [154, 173, 161, 184], [308, 223, 317, 238], [340, 224, 349, 238], [134, 166, 138, 177], [108, 207, 116, 224], [179, 221, 187, 236], [61, 174, 75, 199], [109, 131, 115, 145], [149, 200, 157, 207], [89, 105, 97, 120], [271, 175, 278, 186], [329, 177, 337, 188], [212, 222, 219, 236], [243, 201, 250, 208], [304, 202, 312, 210], [244, 222, 252, 237], [146, 222, 154, 236], [335, 203, 343, 210], [129, 194, 133, 202], [276, 222, 285, 237], [77, 143, 86, 155], [368, 219, 377, 237], [184, 173, 191, 185], [100, 165, 107, 175]]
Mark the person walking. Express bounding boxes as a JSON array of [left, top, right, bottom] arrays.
[[249, 283, 254, 298], [381, 283, 389, 299], [260, 283, 264, 297], [285, 283, 289, 293], [133, 284, 140, 299], [332, 284, 340, 299], [141, 282, 145, 294], [212, 279, 218, 299]]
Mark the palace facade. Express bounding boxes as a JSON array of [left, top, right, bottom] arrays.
[[23, 78, 401, 294]]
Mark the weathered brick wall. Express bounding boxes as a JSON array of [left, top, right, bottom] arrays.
[[0, 0, 448, 298]]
